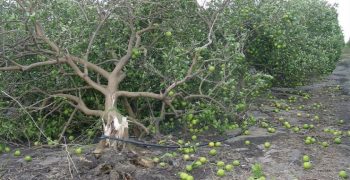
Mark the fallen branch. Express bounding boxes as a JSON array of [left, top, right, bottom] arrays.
[[58, 108, 78, 142]]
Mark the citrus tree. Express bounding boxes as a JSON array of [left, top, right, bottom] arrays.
[[241, 0, 344, 86], [1, 0, 273, 153], [0, 0, 343, 155]]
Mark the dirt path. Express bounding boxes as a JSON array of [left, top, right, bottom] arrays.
[[242, 52, 350, 179], [1, 53, 350, 180]]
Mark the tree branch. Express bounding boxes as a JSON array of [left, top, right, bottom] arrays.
[[50, 86, 95, 93], [34, 22, 60, 54], [70, 56, 110, 79], [110, 24, 156, 88], [122, 97, 149, 135], [58, 108, 78, 142], [65, 55, 108, 95], [115, 91, 164, 100], [84, 13, 110, 60], [163, 2, 223, 96], [110, 14, 136, 80], [53, 93, 103, 116], [164, 53, 200, 95], [0, 58, 66, 71]]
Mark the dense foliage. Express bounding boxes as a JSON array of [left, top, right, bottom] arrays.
[[0, 0, 344, 143], [241, 0, 344, 86]]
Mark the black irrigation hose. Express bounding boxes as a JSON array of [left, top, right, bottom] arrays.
[[99, 130, 243, 149]]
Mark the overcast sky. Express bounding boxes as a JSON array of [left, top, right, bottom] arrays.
[[327, 0, 350, 42], [197, 0, 349, 42]]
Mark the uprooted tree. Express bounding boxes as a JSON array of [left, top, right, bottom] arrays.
[[0, 0, 343, 155], [1, 0, 273, 154]]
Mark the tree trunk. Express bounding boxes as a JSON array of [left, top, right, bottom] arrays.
[[93, 94, 129, 157]]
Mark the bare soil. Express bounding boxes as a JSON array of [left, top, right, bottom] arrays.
[[1, 53, 350, 180]]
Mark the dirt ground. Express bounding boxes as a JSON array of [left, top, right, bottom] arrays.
[[1, 52, 350, 180]]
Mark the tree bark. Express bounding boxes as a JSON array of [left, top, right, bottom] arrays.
[[93, 93, 129, 157]]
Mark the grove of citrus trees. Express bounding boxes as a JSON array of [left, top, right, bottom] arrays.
[[0, 0, 344, 151]]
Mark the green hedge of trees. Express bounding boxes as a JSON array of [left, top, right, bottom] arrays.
[[241, 0, 344, 86]]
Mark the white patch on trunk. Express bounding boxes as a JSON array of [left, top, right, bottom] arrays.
[[102, 95, 129, 147], [113, 116, 128, 136], [102, 111, 128, 147], [102, 117, 112, 146], [111, 94, 116, 108]]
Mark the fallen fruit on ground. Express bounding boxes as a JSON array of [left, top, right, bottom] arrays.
[[217, 161, 225, 167], [186, 175, 194, 180], [194, 161, 202, 167], [225, 164, 233, 171], [215, 142, 222, 147], [199, 157, 207, 163], [305, 139, 312, 145], [339, 170, 348, 179], [34, 141, 41, 146], [264, 142, 271, 149], [24, 155, 32, 162], [179, 172, 189, 180], [293, 127, 300, 132], [153, 157, 160, 163], [303, 162, 312, 170], [303, 155, 310, 162], [217, 169, 225, 177], [303, 124, 309, 129], [14, 150, 21, 157], [232, 160, 240, 166], [5, 147, 10, 152], [185, 165, 192, 171], [159, 162, 166, 167], [334, 137, 342, 144], [75, 147, 82, 155], [183, 154, 190, 161], [321, 141, 329, 147], [209, 149, 217, 156], [267, 127, 276, 133], [208, 142, 215, 147], [261, 122, 269, 128]]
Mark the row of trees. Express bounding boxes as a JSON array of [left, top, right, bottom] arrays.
[[0, 0, 344, 152], [244, 0, 344, 86]]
